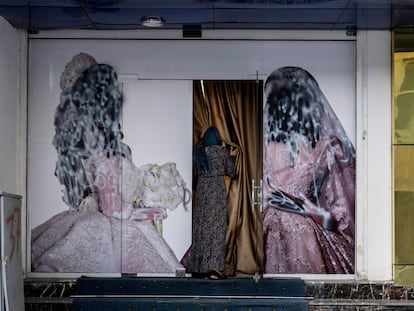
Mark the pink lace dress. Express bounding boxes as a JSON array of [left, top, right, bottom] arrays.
[[263, 139, 355, 274]]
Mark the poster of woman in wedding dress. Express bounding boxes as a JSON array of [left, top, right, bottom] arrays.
[[263, 66, 355, 274], [31, 53, 188, 273]]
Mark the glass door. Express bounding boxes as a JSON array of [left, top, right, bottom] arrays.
[[120, 79, 193, 274]]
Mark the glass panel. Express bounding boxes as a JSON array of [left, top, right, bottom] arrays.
[[394, 190, 414, 263], [394, 145, 414, 283], [394, 146, 414, 192], [394, 191, 414, 284], [394, 52, 414, 145], [121, 80, 193, 273], [394, 265, 414, 285], [393, 32, 414, 284]]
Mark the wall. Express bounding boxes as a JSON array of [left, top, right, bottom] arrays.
[[356, 30, 392, 281], [0, 17, 26, 195]]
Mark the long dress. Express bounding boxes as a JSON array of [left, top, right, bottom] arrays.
[[31, 156, 185, 273], [263, 138, 355, 274], [188, 145, 235, 274]]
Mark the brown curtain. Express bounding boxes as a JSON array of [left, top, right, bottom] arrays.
[[193, 80, 264, 276]]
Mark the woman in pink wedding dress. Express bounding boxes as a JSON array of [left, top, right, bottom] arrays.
[[263, 66, 355, 274], [31, 53, 185, 273]]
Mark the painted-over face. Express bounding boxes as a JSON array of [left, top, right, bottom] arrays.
[[264, 66, 324, 155], [53, 63, 126, 210]]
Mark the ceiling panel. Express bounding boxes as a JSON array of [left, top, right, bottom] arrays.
[[30, 7, 90, 30], [0, 0, 412, 31]]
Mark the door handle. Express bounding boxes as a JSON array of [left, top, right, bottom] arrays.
[[251, 179, 263, 212]]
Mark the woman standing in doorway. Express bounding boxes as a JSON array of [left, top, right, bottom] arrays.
[[189, 126, 236, 279]]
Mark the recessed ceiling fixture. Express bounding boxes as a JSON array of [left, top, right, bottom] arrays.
[[141, 16, 165, 28]]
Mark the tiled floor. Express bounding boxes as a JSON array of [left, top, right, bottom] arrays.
[[24, 279, 414, 311]]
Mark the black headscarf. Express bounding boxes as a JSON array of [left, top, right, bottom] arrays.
[[194, 126, 222, 173]]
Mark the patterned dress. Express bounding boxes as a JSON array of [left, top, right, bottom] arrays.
[[189, 145, 235, 274]]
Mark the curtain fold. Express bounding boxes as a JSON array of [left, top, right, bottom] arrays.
[[193, 80, 263, 276]]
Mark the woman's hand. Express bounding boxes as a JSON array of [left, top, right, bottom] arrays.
[[299, 193, 337, 231], [229, 145, 238, 157]]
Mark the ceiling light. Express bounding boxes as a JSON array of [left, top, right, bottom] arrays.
[[141, 16, 165, 28]]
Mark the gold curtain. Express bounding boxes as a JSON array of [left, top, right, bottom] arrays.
[[193, 80, 264, 276]]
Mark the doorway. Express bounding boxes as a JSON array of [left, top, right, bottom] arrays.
[[192, 79, 264, 276]]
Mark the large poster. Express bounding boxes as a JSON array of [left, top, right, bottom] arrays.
[[262, 67, 355, 274], [27, 38, 355, 276], [30, 53, 192, 274]]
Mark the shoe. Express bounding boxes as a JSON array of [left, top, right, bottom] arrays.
[[192, 272, 207, 279], [208, 273, 219, 280], [209, 270, 226, 280]]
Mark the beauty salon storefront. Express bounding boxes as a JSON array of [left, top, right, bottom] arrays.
[[3, 14, 411, 308]]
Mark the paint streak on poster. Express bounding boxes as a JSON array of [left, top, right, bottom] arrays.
[[6, 208, 21, 262]]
